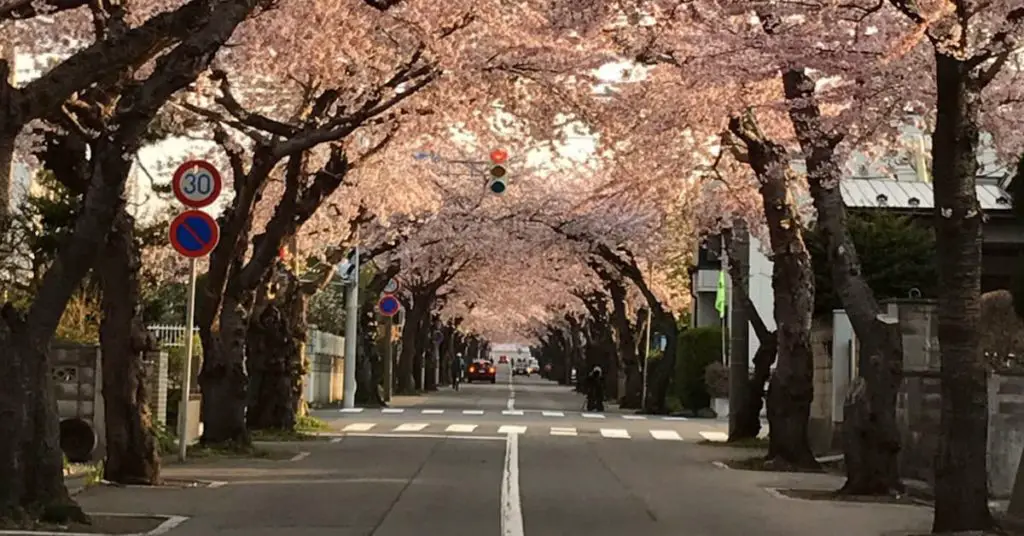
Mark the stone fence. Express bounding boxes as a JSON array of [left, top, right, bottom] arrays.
[[810, 299, 1024, 499]]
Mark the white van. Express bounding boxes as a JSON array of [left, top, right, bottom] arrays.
[[512, 356, 530, 376]]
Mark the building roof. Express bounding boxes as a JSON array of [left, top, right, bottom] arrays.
[[840, 178, 1013, 211]]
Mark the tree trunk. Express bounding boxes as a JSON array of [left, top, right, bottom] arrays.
[[198, 291, 251, 446], [722, 225, 778, 442], [729, 114, 818, 469], [98, 210, 161, 485], [608, 277, 642, 407], [397, 303, 426, 394], [244, 267, 307, 431], [0, 309, 86, 524], [782, 68, 904, 493], [928, 51, 992, 532]]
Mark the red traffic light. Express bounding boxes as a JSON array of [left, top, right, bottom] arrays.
[[490, 149, 508, 164]]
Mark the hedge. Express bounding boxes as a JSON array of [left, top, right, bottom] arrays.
[[673, 326, 723, 410]]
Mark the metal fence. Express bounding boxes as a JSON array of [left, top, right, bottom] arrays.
[[148, 325, 199, 348], [147, 324, 344, 357]]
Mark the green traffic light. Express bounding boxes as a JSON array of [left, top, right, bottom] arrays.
[[489, 179, 506, 194]]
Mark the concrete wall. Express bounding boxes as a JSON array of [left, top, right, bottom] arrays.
[[890, 300, 1024, 498], [143, 350, 169, 426], [52, 344, 170, 462]]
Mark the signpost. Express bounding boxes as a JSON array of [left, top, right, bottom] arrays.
[[377, 294, 401, 317], [168, 159, 222, 463], [172, 160, 222, 208], [383, 277, 401, 294], [169, 211, 220, 258]]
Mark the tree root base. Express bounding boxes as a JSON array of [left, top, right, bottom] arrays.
[[0, 501, 90, 529]]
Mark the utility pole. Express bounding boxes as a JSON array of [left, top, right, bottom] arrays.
[[640, 306, 653, 410], [342, 229, 359, 409], [727, 222, 751, 436]]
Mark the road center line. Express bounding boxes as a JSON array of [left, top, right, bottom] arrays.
[[501, 432, 525, 536], [506, 375, 516, 411]]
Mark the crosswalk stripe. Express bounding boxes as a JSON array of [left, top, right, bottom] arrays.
[[339, 408, 364, 413], [445, 424, 477, 433], [622, 415, 647, 420], [541, 411, 565, 417], [600, 428, 630, 439], [381, 408, 405, 414], [342, 423, 377, 432], [581, 413, 606, 419], [421, 409, 444, 415], [663, 416, 689, 421], [550, 427, 577, 436], [498, 425, 527, 435], [463, 409, 484, 415], [650, 430, 683, 441], [699, 431, 728, 442], [502, 410, 524, 416], [393, 423, 428, 432]]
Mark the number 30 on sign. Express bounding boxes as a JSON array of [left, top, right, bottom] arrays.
[[172, 160, 222, 208]]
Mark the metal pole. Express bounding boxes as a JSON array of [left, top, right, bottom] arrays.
[[383, 315, 394, 401], [177, 258, 198, 462], [342, 231, 359, 409], [640, 307, 652, 410]]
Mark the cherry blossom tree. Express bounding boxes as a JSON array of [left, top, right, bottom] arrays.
[[0, 0, 280, 522], [882, 2, 1023, 530]]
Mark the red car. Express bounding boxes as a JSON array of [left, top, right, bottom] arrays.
[[467, 360, 497, 383], [498, 355, 508, 364]]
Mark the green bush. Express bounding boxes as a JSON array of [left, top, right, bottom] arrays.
[[673, 326, 723, 410]]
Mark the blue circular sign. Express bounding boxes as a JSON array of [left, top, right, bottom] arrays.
[[378, 294, 401, 317], [169, 210, 219, 258]]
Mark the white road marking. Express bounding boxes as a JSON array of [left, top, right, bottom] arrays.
[[289, 451, 311, 462], [421, 409, 444, 415], [622, 415, 647, 420], [699, 431, 729, 442], [600, 428, 630, 439], [446, 424, 478, 433], [498, 425, 527, 435], [650, 430, 683, 441], [342, 423, 376, 432], [549, 427, 577, 436], [463, 409, 485, 415], [541, 411, 565, 417], [394, 423, 429, 432], [506, 373, 516, 411], [329, 437, 343, 443], [581, 413, 606, 419], [501, 432, 525, 536], [344, 432, 504, 441], [663, 416, 689, 421], [381, 408, 405, 414], [339, 408, 364, 413], [502, 410, 524, 416]]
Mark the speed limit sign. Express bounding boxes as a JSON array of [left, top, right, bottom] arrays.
[[172, 160, 222, 208]]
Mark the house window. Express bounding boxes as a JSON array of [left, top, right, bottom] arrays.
[[876, 194, 888, 206], [908, 197, 920, 207]]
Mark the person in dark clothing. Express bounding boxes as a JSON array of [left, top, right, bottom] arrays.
[[451, 353, 464, 390], [586, 365, 605, 411]]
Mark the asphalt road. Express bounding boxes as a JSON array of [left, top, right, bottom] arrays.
[[71, 364, 933, 536]]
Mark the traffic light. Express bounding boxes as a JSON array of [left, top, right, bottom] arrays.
[[487, 149, 508, 195]]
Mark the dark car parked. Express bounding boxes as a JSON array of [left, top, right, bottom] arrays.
[[466, 360, 497, 383]]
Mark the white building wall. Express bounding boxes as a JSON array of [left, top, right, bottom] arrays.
[[747, 236, 776, 362]]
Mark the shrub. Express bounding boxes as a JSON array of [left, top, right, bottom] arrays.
[[704, 361, 729, 398], [673, 326, 723, 410]]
